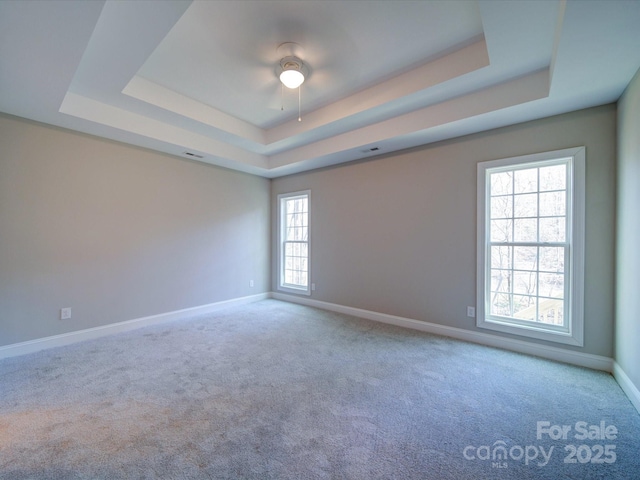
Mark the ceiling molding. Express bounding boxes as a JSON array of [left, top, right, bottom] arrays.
[[123, 76, 266, 147], [59, 92, 269, 173]]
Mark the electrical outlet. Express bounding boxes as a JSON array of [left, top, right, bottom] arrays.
[[467, 306, 475, 318], [60, 307, 72, 320], [249, 280, 254, 288]]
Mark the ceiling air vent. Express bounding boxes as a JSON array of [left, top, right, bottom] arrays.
[[183, 151, 204, 159]]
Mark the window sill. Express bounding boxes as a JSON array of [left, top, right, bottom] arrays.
[[277, 285, 311, 296], [477, 316, 584, 346]]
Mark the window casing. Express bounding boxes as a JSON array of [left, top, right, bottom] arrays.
[[278, 190, 310, 295], [476, 147, 585, 346]]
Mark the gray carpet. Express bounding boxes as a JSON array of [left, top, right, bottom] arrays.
[[1, 299, 638, 479]]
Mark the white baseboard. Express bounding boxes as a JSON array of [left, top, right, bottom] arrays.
[[613, 362, 640, 415], [0, 293, 269, 360], [3, 292, 633, 412], [272, 293, 614, 372]]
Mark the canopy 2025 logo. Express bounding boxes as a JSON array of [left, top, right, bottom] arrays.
[[462, 420, 618, 469]]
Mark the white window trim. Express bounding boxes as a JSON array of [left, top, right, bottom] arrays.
[[277, 190, 311, 296], [476, 147, 585, 346]]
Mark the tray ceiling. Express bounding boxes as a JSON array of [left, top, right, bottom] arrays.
[[1, 0, 639, 177]]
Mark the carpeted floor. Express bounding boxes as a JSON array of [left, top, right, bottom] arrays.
[[0, 299, 638, 479]]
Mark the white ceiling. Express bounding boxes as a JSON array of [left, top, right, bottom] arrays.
[[1, 0, 639, 178]]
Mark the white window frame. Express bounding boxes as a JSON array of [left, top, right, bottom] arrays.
[[278, 190, 311, 295], [476, 147, 585, 346]]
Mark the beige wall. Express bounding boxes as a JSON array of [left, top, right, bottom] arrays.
[[616, 68, 640, 390], [272, 105, 617, 357], [0, 114, 270, 346], [0, 103, 620, 360]]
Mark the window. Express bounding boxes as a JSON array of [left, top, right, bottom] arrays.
[[278, 190, 310, 294], [476, 147, 585, 346]]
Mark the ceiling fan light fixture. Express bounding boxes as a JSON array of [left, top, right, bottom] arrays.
[[279, 57, 305, 89], [275, 44, 309, 121]]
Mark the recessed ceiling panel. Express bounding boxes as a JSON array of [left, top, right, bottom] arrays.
[[137, 0, 483, 128]]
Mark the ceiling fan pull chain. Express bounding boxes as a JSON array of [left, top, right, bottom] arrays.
[[298, 86, 302, 122]]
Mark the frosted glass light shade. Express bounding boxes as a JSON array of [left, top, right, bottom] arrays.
[[280, 69, 305, 89]]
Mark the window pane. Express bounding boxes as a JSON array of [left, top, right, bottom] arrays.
[[491, 171, 513, 196], [490, 293, 511, 317], [539, 273, 564, 299], [539, 164, 566, 192], [491, 246, 512, 269], [539, 217, 565, 242], [514, 246, 537, 271], [491, 269, 511, 293], [538, 298, 564, 325], [514, 168, 538, 193], [539, 191, 566, 217], [491, 195, 512, 219], [491, 219, 512, 242], [513, 295, 536, 321], [514, 271, 537, 296], [539, 246, 564, 273], [514, 218, 537, 242], [514, 193, 537, 218]]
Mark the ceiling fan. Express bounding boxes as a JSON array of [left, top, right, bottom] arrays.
[[274, 42, 310, 122]]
